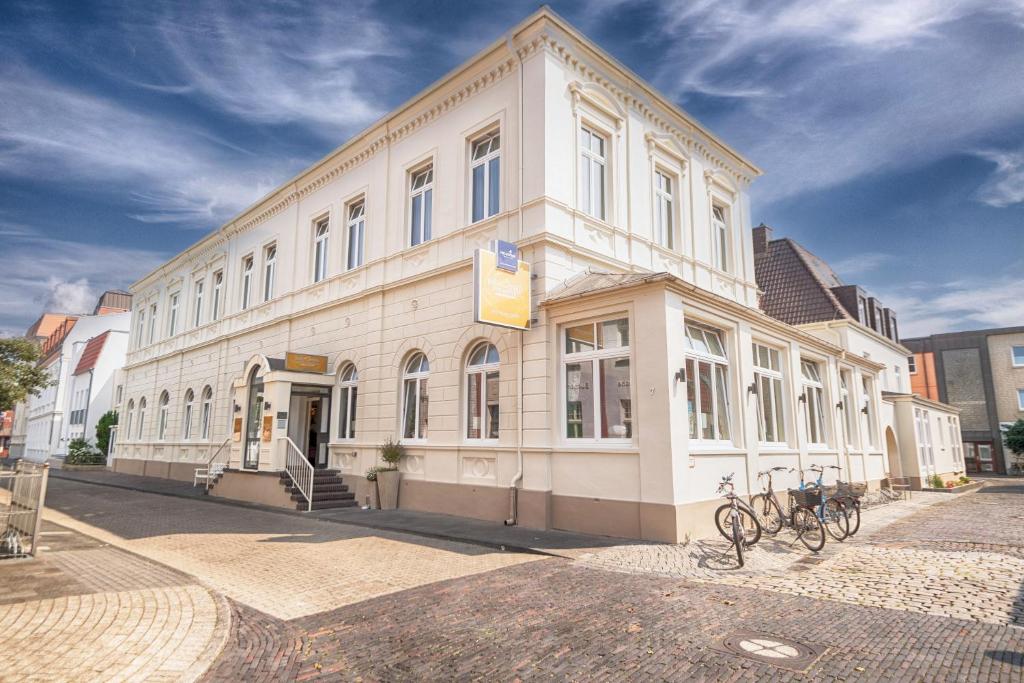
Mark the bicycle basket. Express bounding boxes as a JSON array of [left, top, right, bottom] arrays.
[[789, 487, 822, 508]]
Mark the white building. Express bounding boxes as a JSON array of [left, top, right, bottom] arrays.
[[112, 9, 889, 541]]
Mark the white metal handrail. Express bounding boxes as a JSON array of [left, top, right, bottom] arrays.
[[280, 437, 313, 511], [199, 438, 232, 492]]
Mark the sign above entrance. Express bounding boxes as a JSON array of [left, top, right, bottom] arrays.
[[284, 352, 329, 374], [473, 244, 531, 331]]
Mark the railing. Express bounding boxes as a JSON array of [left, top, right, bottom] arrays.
[[280, 437, 313, 512], [202, 438, 232, 492], [0, 461, 49, 559]]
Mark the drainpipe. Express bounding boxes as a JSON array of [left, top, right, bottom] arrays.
[[505, 32, 525, 526]]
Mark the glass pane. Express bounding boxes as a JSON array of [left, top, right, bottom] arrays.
[[417, 379, 428, 438], [472, 163, 485, 222], [469, 344, 486, 366], [486, 344, 499, 364], [339, 387, 350, 438], [599, 358, 631, 438], [488, 156, 500, 217], [686, 358, 697, 439], [411, 194, 422, 245], [705, 330, 725, 358], [485, 371, 499, 438], [467, 373, 481, 439], [565, 361, 593, 438], [686, 326, 709, 355], [597, 318, 629, 349], [423, 189, 432, 241], [403, 380, 417, 438], [773, 377, 785, 442], [759, 375, 774, 442], [491, 134, 500, 152], [594, 133, 604, 157], [715, 364, 730, 441], [698, 362, 714, 439], [595, 163, 605, 220], [565, 323, 595, 354], [769, 348, 780, 372], [349, 387, 357, 439], [580, 156, 590, 212]]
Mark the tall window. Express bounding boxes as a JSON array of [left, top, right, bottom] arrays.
[[579, 125, 606, 220], [1013, 346, 1024, 367], [338, 365, 358, 440], [200, 386, 213, 439], [839, 369, 857, 447], [135, 308, 145, 347], [241, 256, 254, 309], [653, 169, 674, 249], [193, 279, 204, 328], [1018, 388, 1024, 410], [466, 343, 500, 440], [948, 417, 962, 466], [862, 376, 877, 449], [168, 292, 180, 336], [137, 397, 147, 439], [712, 204, 729, 272], [402, 353, 430, 440], [409, 166, 433, 246], [857, 296, 868, 325], [908, 355, 917, 373], [753, 342, 786, 444], [563, 318, 632, 440], [157, 391, 170, 441], [182, 389, 194, 440], [800, 360, 827, 446], [263, 244, 276, 302], [313, 217, 330, 282], [346, 200, 365, 270], [914, 407, 934, 473], [148, 303, 158, 343], [471, 131, 500, 222], [684, 324, 731, 442], [125, 399, 135, 440], [211, 271, 223, 321]]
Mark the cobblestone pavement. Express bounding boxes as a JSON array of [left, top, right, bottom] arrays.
[[43, 478, 541, 620], [0, 521, 229, 683]]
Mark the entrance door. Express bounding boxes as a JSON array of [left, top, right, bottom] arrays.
[[288, 385, 331, 469], [244, 371, 264, 469], [964, 442, 995, 474]]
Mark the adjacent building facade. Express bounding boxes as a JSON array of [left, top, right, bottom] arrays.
[[112, 9, 891, 542], [904, 327, 1024, 474]]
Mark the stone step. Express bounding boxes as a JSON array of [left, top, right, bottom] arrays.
[[282, 481, 350, 495], [304, 499, 359, 511], [290, 490, 355, 503]]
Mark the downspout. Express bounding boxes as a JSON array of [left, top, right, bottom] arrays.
[[505, 32, 525, 526]]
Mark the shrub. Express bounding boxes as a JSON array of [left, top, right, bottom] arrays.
[[929, 474, 944, 489], [95, 410, 118, 455], [66, 437, 105, 466], [959, 475, 970, 484], [378, 437, 405, 470]]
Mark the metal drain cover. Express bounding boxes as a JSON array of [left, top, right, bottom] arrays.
[[711, 632, 825, 671]]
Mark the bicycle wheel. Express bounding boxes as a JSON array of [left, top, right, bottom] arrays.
[[715, 504, 762, 545], [793, 506, 825, 552], [732, 512, 745, 567], [750, 493, 783, 535], [823, 499, 850, 541], [843, 497, 861, 536]]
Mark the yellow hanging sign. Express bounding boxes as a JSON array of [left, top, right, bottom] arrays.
[[473, 248, 531, 330]]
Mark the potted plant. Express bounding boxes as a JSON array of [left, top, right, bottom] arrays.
[[375, 437, 405, 510]]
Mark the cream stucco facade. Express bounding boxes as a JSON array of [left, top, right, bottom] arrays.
[[112, 9, 889, 542]]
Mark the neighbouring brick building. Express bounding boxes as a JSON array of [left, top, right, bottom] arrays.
[[903, 326, 1024, 474]]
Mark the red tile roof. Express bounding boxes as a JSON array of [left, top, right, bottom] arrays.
[[73, 331, 110, 376]]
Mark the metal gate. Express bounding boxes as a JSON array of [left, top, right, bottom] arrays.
[[0, 461, 49, 559]]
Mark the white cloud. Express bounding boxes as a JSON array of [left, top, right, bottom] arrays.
[[878, 273, 1024, 337], [42, 278, 96, 315], [830, 252, 893, 278], [974, 148, 1024, 207]]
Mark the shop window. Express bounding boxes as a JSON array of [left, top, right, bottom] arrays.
[[402, 353, 430, 440], [563, 318, 631, 440], [684, 324, 731, 442], [466, 343, 500, 440]]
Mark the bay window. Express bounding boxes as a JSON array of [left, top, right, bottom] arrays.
[[466, 343, 500, 440], [753, 342, 786, 444], [800, 360, 827, 446], [684, 324, 731, 442], [563, 318, 632, 440], [471, 131, 500, 222], [402, 353, 429, 440]]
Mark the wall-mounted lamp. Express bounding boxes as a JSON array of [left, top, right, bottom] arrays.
[[747, 382, 758, 395], [798, 394, 807, 404], [233, 402, 241, 413], [264, 401, 271, 411], [836, 402, 844, 410], [674, 367, 686, 383], [861, 406, 870, 415]]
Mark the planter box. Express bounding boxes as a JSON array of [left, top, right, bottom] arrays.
[[376, 470, 401, 510], [922, 481, 983, 494]]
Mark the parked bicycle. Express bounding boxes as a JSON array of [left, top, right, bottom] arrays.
[[829, 470, 864, 536], [749, 467, 826, 552], [802, 465, 850, 541], [713, 473, 762, 567]]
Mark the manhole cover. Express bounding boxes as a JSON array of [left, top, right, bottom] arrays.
[[711, 632, 825, 671]]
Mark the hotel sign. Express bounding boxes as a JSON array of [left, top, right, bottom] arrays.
[[284, 352, 329, 374], [474, 244, 531, 330]]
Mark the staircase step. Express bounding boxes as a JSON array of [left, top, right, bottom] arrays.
[[290, 491, 355, 503], [301, 499, 359, 511]]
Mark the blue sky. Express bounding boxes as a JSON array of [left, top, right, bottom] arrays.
[[1, 0, 1022, 337]]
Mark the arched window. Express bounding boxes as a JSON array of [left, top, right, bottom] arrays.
[[200, 386, 213, 439], [402, 353, 429, 440], [338, 364, 358, 440], [157, 391, 170, 441], [125, 399, 135, 440], [182, 389, 195, 440], [466, 343, 499, 439], [137, 397, 147, 439]]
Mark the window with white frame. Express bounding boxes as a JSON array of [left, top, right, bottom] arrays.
[[712, 204, 730, 272], [800, 360, 827, 446], [193, 279, 204, 328], [135, 308, 145, 347], [313, 216, 330, 282], [148, 303, 158, 344], [466, 343, 500, 440], [409, 166, 433, 246], [263, 244, 276, 302], [125, 399, 134, 439], [684, 324, 731, 442], [182, 389, 194, 440], [948, 417, 962, 466], [211, 271, 223, 321], [137, 397, 147, 439], [653, 169, 675, 249], [908, 355, 917, 373], [1017, 388, 1024, 411], [337, 365, 358, 440], [579, 125, 607, 220], [346, 200, 365, 270], [200, 386, 213, 439], [402, 353, 430, 440], [753, 342, 786, 444], [1013, 346, 1024, 367], [839, 369, 857, 447], [862, 376, 878, 449], [168, 292, 180, 336], [894, 364, 903, 392], [563, 318, 632, 440], [157, 391, 170, 441], [241, 256, 254, 310], [471, 131, 500, 223]]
